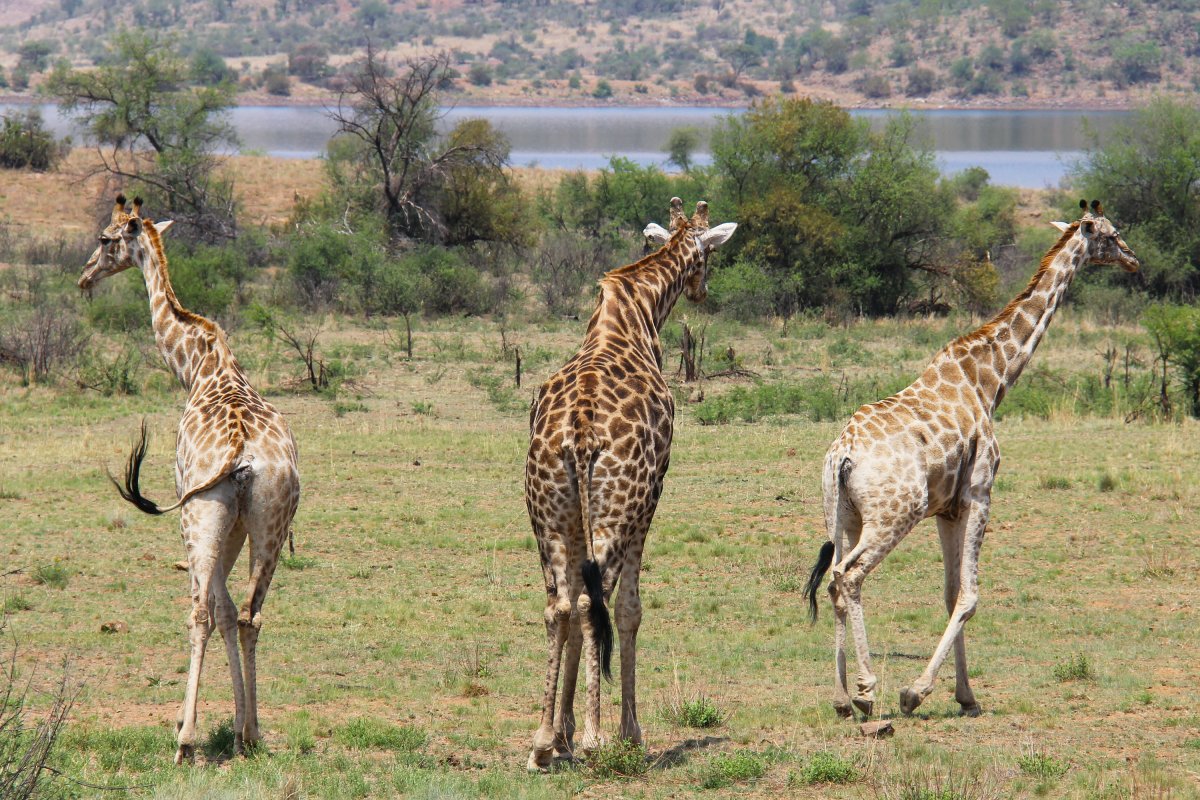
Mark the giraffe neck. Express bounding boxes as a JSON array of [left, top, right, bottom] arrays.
[[588, 229, 702, 360], [961, 226, 1085, 413], [137, 227, 222, 393]]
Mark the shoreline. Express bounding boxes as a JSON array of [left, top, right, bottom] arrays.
[[0, 90, 1140, 114]]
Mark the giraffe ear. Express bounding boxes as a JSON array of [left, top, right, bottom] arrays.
[[1050, 221, 1070, 232], [153, 220, 174, 235], [122, 216, 143, 239], [642, 222, 671, 245], [1080, 220, 1096, 237], [698, 222, 737, 250]]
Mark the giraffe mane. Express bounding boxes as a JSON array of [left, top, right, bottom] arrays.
[[602, 220, 692, 283], [959, 220, 1081, 345], [140, 216, 221, 336]]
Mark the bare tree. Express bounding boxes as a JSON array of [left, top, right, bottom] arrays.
[[328, 46, 513, 242]]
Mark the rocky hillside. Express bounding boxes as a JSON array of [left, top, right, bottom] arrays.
[[2, 0, 1197, 107]]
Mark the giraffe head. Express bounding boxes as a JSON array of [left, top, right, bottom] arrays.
[[1051, 199, 1139, 273], [643, 198, 738, 302], [79, 194, 174, 290]]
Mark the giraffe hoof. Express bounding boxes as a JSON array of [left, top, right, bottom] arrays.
[[174, 743, 195, 765], [833, 701, 854, 719], [851, 696, 874, 717], [527, 749, 553, 772], [899, 688, 923, 715], [959, 702, 982, 718]]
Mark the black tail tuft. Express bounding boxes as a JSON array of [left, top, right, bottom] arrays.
[[109, 420, 165, 516], [802, 541, 835, 623], [581, 559, 613, 682]]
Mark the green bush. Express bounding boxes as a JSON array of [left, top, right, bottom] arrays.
[[416, 248, 488, 315], [792, 751, 858, 785], [1052, 652, 1095, 682], [585, 738, 647, 778], [0, 109, 66, 171], [700, 750, 766, 789]]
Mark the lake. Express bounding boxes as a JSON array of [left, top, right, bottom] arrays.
[[3, 103, 1130, 188]]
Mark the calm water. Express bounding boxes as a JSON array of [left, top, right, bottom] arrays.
[[4, 103, 1130, 188]]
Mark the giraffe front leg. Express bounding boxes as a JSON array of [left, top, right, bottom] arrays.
[[903, 500, 989, 715]]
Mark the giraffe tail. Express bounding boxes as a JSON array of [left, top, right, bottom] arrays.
[[802, 541, 835, 623], [110, 420, 244, 516], [571, 419, 613, 682]]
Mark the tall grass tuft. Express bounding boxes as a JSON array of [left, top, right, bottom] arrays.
[[1052, 652, 1095, 682]]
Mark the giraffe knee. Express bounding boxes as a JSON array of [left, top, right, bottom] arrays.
[[238, 610, 263, 632]]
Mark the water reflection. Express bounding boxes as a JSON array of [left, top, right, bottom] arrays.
[[1, 102, 1127, 188]]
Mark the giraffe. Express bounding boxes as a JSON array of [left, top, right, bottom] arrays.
[[79, 195, 300, 763], [802, 200, 1138, 719], [525, 198, 736, 770]]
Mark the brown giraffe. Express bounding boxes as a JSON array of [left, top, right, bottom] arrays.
[[79, 195, 300, 763], [803, 200, 1139, 718], [525, 198, 736, 770]]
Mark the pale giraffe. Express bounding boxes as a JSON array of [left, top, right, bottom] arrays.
[[525, 198, 736, 770], [803, 200, 1139, 718], [79, 195, 300, 763]]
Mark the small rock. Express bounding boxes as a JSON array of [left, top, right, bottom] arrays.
[[172, 561, 188, 571], [860, 720, 894, 738], [687, 389, 704, 403], [140, 553, 156, 561], [100, 621, 128, 634]]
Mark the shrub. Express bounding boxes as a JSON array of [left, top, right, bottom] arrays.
[[700, 750, 767, 789], [660, 693, 723, 728], [592, 79, 614, 99], [793, 751, 858, 785], [585, 738, 647, 778], [32, 564, 70, 590], [416, 248, 488, 316], [0, 303, 86, 385], [1016, 751, 1068, 779], [468, 62, 493, 86], [0, 109, 67, 171], [905, 66, 938, 96], [1053, 652, 1095, 682]]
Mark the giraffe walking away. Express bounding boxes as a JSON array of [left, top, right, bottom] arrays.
[[525, 198, 736, 770], [79, 195, 300, 763], [803, 200, 1139, 719]]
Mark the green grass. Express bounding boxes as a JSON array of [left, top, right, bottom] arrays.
[[2, 313, 1199, 798], [699, 750, 767, 789], [334, 718, 427, 751]]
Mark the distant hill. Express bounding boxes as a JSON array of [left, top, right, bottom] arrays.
[[2, 0, 1196, 108]]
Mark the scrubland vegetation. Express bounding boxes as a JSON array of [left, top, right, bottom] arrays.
[[1, 30, 1199, 800]]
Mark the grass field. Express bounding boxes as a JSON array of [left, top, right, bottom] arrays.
[[2, 308, 1199, 799]]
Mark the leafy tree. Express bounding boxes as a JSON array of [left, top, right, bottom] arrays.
[[905, 66, 938, 96], [1110, 39, 1162, 85], [46, 29, 239, 243], [328, 48, 521, 245], [288, 44, 332, 82], [189, 47, 235, 86], [17, 41, 55, 74], [710, 98, 951, 316], [665, 126, 701, 173], [1070, 98, 1200, 298], [0, 109, 67, 171], [1143, 304, 1200, 417]]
